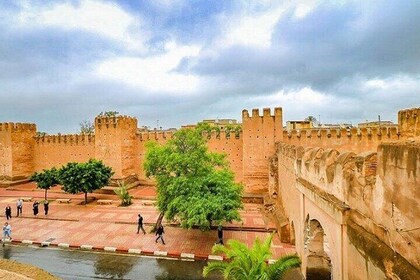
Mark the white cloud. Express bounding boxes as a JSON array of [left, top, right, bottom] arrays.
[[16, 0, 146, 51], [94, 42, 201, 93], [364, 76, 419, 90], [217, 5, 286, 48], [213, 0, 320, 49]]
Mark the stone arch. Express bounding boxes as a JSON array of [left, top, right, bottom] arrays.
[[304, 216, 332, 280]]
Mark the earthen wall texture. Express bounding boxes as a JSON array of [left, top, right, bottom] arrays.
[[0, 123, 36, 181], [94, 116, 138, 179], [206, 131, 243, 183], [275, 138, 420, 278], [242, 108, 282, 193], [398, 107, 420, 138], [0, 126, 12, 179], [282, 126, 400, 154], [136, 131, 173, 181], [34, 135, 95, 171]]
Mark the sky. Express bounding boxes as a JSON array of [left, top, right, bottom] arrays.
[[0, 0, 419, 133]]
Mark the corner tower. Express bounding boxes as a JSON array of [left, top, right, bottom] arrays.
[[242, 107, 283, 194], [0, 122, 36, 185], [94, 115, 138, 179]]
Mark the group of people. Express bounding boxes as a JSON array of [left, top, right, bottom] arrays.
[[4, 199, 49, 219], [137, 213, 165, 245], [137, 213, 224, 246]]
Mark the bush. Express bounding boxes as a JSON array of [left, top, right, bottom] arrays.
[[114, 182, 133, 206]]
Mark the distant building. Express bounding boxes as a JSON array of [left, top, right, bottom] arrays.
[[358, 121, 397, 128], [183, 119, 240, 130], [286, 121, 313, 130]]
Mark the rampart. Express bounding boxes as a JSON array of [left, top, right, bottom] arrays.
[[0, 123, 36, 183], [274, 138, 419, 279], [242, 107, 282, 193], [34, 134, 95, 171], [282, 126, 400, 153], [398, 107, 420, 138]]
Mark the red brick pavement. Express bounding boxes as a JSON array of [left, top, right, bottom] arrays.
[[0, 184, 295, 259]]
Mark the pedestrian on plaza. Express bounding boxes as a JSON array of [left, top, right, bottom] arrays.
[[155, 224, 165, 244], [16, 199, 23, 217], [5, 205, 12, 220], [33, 201, 39, 216], [216, 225, 224, 245], [137, 214, 146, 234], [2, 222, 12, 241], [43, 200, 49, 215]]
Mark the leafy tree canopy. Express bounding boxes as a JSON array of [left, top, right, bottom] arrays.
[[203, 234, 301, 280], [31, 167, 60, 200], [144, 128, 243, 230], [58, 159, 113, 204], [98, 111, 119, 117]]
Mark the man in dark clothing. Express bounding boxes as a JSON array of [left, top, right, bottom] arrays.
[[216, 225, 224, 245], [33, 201, 39, 216], [5, 205, 12, 220], [44, 200, 49, 215], [155, 224, 165, 244], [137, 214, 146, 234]]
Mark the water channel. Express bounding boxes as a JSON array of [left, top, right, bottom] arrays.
[[0, 244, 222, 279]]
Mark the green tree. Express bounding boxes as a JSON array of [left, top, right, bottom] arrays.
[[58, 159, 113, 205], [114, 181, 133, 206], [203, 234, 301, 280], [80, 120, 94, 135], [98, 111, 119, 117], [31, 167, 60, 200], [144, 128, 243, 230]]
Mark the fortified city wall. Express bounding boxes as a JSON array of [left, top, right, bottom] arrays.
[[272, 107, 419, 279], [0, 107, 282, 194], [34, 134, 95, 171]]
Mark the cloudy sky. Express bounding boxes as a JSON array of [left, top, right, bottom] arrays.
[[0, 0, 419, 133]]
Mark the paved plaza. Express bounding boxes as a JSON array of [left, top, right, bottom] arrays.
[[0, 183, 295, 259]]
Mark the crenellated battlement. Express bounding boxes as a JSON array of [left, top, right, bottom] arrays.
[[242, 107, 282, 119], [281, 126, 399, 154], [202, 130, 242, 140], [95, 115, 137, 129], [398, 107, 419, 138], [137, 131, 174, 141], [0, 122, 36, 132], [35, 134, 95, 144], [276, 142, 378, 202]]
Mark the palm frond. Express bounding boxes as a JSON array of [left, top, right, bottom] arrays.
[[267, 254, 301, 280], [203, 261, 228, 277]]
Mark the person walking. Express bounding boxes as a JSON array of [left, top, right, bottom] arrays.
[[216, 225, 224, 245], [155, 224, 165, 245], [2, 222, 12, 241], [44, 200, 49, 215], [137, 214, 146, 234], [33, 201, 39, 216], [5, 205, 12, 220], [16, 199, 23, 217]]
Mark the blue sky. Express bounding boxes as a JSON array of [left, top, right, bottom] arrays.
[[0, 0, 419, 133]]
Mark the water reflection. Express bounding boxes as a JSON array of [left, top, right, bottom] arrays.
[[0, 244, 222, 280], [2, 245, 11, 259], [94, 253, 136, 279]]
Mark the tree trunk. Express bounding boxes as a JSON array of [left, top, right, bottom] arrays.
[[84, 192, 88, 205], [45, 189, 48, 201], [153, 212, 164, 232]]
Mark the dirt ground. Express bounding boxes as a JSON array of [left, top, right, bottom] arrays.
[[0, 259, 60, 280]]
